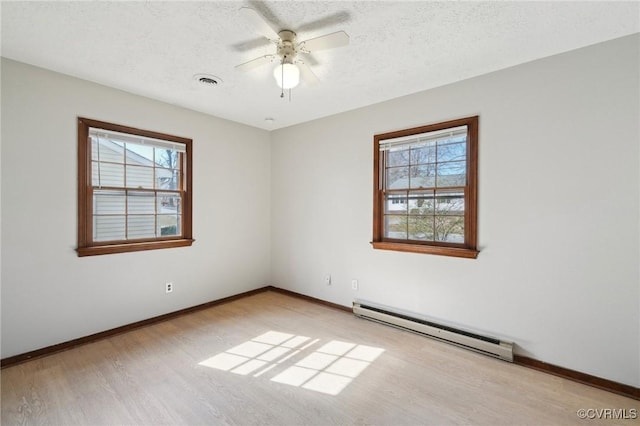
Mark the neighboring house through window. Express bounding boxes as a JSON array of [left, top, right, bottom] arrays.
[[372, 116, 478, 258], [77, 117, 193, 256]]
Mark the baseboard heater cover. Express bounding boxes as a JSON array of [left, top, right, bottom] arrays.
[[353, 300, 514, 362]]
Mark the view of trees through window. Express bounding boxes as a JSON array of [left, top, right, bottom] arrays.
[[383, 129, 467, 243]]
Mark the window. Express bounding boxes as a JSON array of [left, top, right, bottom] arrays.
[[77, 118, 193, 256], [372, 116, 478, 258]]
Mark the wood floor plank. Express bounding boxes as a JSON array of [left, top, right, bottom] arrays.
[[2, 291, 638, 425]]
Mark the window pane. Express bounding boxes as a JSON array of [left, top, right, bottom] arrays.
[[92, 138, 124, 163], [155, 148, 179, 169], [436, 189, 465, 215], [156, 168, 179, 190], [128, 215, 156, 239], [92, 162, 124, 187], [94, 215, 125, 241], [128, 191, 155, 214], [386, 166, 409, 189], [385, 193, 407, 213], [94, 190, 125, 214], [384, 215, 407, 239], [158, 193, 182, 214], [410, 143, 436, 165], [436, 161, 466, 187], [408, 190, 435, 214], [387, 149, 409, 167], [125, 143, 154, 164], [437, 140, 466, 162], [158, 214, 180, 237], [408, 216, 433, 241], [409, 165, 436, 188], [434, 216, 464, 243], [126, 165, 154, 189]]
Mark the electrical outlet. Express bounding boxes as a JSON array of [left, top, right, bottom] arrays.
[[165, 282, 173, 294], [324, 274, 332, 285], [351, 279, 358, 290]]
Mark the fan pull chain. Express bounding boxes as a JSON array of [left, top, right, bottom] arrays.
[[280, 61, 285, 98], [278, 61, 292, 102]]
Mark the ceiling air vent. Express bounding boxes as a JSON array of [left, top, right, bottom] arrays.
[[193, 74, 222, 87]]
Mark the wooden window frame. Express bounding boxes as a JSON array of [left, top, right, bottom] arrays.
[[372, 116, 479, 259], [77, 117, 194, 256]]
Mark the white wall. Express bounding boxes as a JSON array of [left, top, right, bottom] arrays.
[[1, 59, 271, 358], [271, 35, 640, 387]]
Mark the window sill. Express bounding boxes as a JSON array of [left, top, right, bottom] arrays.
[[370, 241, 478, 259], [77, 239, 194, 257]]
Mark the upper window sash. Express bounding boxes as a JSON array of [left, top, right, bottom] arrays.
[[89, 128, 184, 191]]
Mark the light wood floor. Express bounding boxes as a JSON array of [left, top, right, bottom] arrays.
[[2, 291, 638, 425]]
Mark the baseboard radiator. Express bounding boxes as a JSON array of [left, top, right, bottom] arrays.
[[353, 300, 514, 362]]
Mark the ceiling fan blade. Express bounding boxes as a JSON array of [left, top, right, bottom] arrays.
[[235, 55, 275, 72], [296, 12, 351, 34], [300, 31, 349, 52], [240, 7, 279, 40], [298, 51, 319, 67], [297, 61, 320, 86], [231, 37, 272, 52]]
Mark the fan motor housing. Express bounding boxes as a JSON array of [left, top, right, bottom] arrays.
[[277, 30, 297, 62]]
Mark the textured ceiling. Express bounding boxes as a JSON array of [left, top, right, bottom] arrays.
[[2, 1, 638, 130]]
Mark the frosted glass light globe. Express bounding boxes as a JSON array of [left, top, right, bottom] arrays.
[[273, 63, 300, 89]]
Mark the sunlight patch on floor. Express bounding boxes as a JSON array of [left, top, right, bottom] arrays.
[[199, 331, 384, 395]]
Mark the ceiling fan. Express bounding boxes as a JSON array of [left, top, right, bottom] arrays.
[[235, 7, 350, 95]]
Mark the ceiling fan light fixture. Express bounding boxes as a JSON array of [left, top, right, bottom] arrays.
[[273, 63, 300, 89]]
